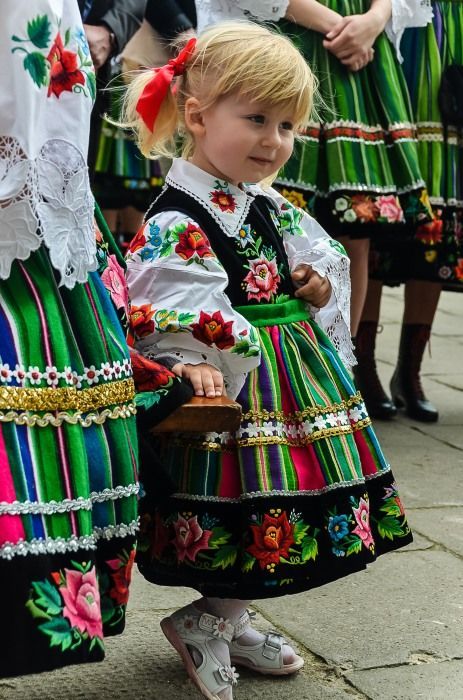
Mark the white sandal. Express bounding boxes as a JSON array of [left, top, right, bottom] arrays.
[[160, 604, 239, 700], [229, 610, 304, 676]]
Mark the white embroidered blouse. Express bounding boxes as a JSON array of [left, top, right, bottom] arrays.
[[126, 159, 355, 398], [0, 0, 97, 287]]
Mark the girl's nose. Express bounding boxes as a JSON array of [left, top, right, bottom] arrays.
[[261, 126, 281, 148]]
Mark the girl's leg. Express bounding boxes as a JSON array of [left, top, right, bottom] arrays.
[[203, 599, 303, 674], [353, 279, 397, 419], [338, 236, 370, 336], [390, 280, 442, 422], [161, 598, 241, 700]]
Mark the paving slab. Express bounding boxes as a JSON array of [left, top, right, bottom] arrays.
[[253, 550, 463, 671], [372, 421, 463, 508], [346, 658, 463, 700], [408, 506, 463, 557]]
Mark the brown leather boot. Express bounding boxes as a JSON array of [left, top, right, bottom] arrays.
[[352, 321, 397, 420], [390, 323, 439, 422]]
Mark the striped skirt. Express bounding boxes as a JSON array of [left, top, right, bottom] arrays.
[[137, 300, 412, 599], [276, 0, 432, 238], [371, 1, 463, 285], [0, 248, 138, 676]]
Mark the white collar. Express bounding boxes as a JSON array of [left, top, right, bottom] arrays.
[[165, 158, 262, 237]]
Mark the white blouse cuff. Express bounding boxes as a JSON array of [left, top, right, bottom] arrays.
[[385, 0, 433, 62]]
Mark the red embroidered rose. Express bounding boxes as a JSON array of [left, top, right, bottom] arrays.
[[151, 512, 172, 560], [128, 227, 147, 254], [130, 349, 175, 391], [247, 511, 294, 569], [175, 223, 214, 260], [376, 195, 404, 223], [210, 190, 237, 213], [106, 549, 136, 605], [192, 311, 235, 349], [130, 304, 155, 338], [59, 567, 103, 638], [416, 219, 444, 245], [244, 257, 280, 302], [455, 258, 463, 281], [352, 497, 374, 550], [172, 514, 212, 562], [47, 33, 85, 98], [101, 254, 129, 315], [351, 195, 378, 223]]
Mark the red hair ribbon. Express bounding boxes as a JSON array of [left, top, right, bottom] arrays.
[[135, 37, 197, 132]]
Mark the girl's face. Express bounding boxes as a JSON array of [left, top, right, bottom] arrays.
[[186, 92, 296, 186]]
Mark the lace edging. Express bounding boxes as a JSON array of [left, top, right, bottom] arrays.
[[0, 136, 97, 287], [292, 251, 356, 369]]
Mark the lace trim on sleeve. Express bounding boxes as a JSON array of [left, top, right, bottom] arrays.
[[385, 0, 433, 62], [0, 136, 97, 287], [292, 250, 356, 369]]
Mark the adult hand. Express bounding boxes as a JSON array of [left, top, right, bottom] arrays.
[[292, 265, 332, 308], [323, 12, 382, 71], [84, 23, 113, 70], [172, 362, 224, 398]]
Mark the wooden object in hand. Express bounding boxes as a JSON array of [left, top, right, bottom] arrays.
[[151, 395, 242, 434]]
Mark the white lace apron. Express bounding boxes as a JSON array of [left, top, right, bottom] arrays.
[[0, 0, 97, 287]]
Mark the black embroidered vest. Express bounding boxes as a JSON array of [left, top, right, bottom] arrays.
[[147, 186, 296, 307]]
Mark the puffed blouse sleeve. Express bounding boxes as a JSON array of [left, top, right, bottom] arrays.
[[385, 0, 433, 62], [125, 211, 261, 399], [266, 187, 356, 368]]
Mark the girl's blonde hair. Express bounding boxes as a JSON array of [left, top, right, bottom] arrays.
[[119, 20, 317, 159]]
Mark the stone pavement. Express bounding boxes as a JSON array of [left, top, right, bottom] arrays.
[[1, 287, 462, 700]]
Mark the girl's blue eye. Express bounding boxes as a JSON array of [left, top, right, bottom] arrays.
[[281, 121, 294, 131], [248, 115, 265, 124]]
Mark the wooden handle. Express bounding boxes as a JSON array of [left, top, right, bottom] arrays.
[[151, 395, 242, 434]]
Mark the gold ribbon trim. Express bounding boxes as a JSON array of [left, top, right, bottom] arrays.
[[0, 378, 135, 412], [242, 392, 364, 422], [0, 404, 136, 428]]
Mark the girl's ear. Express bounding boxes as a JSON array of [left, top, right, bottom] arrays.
[[184, 97, 206, 136]]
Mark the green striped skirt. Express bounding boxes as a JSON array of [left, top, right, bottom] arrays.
[[137, 300, 412, 599], [0, 246, 138, 676], [371, 1, 463, 285], [276, 0, 432, 238]]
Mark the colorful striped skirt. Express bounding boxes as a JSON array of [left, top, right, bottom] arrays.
[[275, 0, 432, 239], [137, 300, 412, 599], [0, 248, 138, 676], [371, 1, 463, 286]]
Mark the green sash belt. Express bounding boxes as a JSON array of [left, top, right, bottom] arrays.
[[235, 298, 309, 327]]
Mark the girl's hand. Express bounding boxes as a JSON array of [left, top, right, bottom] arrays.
[[323, 12, 383, 71], [292, 265, 332, 308], [172, 362, 224, 398]]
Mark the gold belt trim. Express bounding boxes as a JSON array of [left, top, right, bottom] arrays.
[[0, 404, 136, 428], [242, 392, 363, 422], [171, 417, 372, 451], [0, 378, 135, 412]]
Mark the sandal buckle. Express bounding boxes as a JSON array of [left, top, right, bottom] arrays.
[[263, 633, 283, 660]]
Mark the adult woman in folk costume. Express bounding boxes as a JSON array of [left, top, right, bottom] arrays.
[[0, 0, 138, 676], [195, 0, 434, 420], [358, 1, 463, 423]]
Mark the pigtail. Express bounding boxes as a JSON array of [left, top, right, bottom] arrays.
[[117, 70, 180, 158]]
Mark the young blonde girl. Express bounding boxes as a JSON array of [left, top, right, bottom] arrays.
[[122, 21, 412, 700]]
